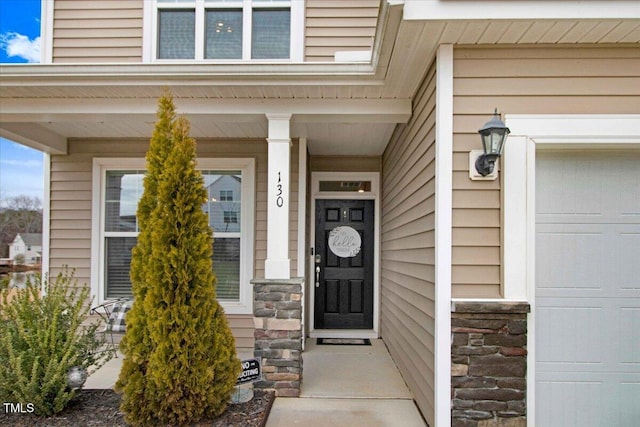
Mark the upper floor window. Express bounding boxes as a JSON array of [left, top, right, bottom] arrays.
[[220, 189, 233, 201], [155, 0, 296, 61]]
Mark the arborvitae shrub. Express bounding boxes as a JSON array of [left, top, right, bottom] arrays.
[[117, 91, 177, 425], [116, 94, 240, 426], [0, 269, 112, 416]]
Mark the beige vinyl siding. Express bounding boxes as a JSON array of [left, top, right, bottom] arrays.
[[49, 138, 301, 352], [380, 62, 437, 424], [452, 45, 640, 298], [305, 0, 380, 62], [52, 0, 143, 63]]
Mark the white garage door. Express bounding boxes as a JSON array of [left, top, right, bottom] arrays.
[[536, 151, 640, 427]]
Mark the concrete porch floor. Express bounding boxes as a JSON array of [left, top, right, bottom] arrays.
[[85, 339, 426, 426], [266, 338, 426, 427]]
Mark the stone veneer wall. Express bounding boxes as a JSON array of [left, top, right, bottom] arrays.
[[451, 301, 530, 427], [251, 278, 304, 397]]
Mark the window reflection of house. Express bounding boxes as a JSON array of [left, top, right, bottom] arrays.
[[203, 174, 241, 233], [9, 233, 43, 264]]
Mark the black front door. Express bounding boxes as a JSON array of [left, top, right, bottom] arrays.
[[314, 199, 374, 329]]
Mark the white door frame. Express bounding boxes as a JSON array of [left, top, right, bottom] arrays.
[[503, 114, 640, 427], [308, 171, 381, 339]]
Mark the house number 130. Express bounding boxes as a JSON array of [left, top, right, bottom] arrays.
[[276, 172, 284, 208]]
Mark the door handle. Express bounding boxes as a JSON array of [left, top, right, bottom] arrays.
[[315, 266, 320, 287]]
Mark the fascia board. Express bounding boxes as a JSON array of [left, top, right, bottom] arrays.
[[1, 98, 412, 124], [0, 123, 67, 155], [0, 62, 378, 85], [403, 0, 640, 20]]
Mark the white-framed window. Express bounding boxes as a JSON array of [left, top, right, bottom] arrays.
[[91, 158, 255, 314], [147, 0, 303, 61], [223, 210, 239, 223]]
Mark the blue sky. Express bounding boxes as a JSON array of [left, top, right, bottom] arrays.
[[0, 0, 43, 203]]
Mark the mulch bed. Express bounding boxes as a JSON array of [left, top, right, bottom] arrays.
[[0, 389, 274, 427]]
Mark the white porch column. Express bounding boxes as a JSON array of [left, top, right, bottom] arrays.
[[265, 114, 292, 279]]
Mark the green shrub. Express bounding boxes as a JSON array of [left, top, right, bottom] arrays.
[[0, 268, 113, 416], [117, 93, 240, 426]]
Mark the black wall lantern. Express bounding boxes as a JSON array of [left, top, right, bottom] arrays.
[[475, 109, 510, 176]]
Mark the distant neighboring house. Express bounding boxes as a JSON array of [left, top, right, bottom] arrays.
[[9, 233, 43, 264], [203, 174, 242, 233]]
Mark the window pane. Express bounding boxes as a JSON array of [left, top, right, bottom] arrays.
[[105, 171, 144, 232], [105, 237, 136, 299], [319, 181, 372, 193], [158, 10, 195, 59], [104, 169, 244, 302], [202, 171, 241, 233], [252, 9, 290, 59], [206, 10, 243, 59], [213, 237, 240, 300]]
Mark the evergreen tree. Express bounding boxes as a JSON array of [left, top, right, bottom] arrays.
[[116, 94, 240, 426], [116, 92, 176, 424]]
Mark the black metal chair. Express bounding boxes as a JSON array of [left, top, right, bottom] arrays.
[[90, 298, 132, 357]]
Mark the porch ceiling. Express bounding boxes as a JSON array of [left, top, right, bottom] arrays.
[[0, 93, 410, 156]]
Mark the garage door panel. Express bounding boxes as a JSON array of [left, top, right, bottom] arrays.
[[537, 226, 640, 298], [536, 303, 604, 366], [619, 158, 640, 215], [618, 232, 640, 291], [619, 306, 640, 365], [536, 231, 603, 294], [537, 153, 640, 221], [618, 380, 640, 426], [536, 377, 602, 427], [536, 373, 640, 427], [537, 297, 640, 372], [536, 156, 605, 217]]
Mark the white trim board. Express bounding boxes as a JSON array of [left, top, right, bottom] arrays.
[[403, 0, 640, 20], [40, 0, 54, 64], [308, 171, 381, 340], [41, 153, 51, 286], [502, 114, 640, 427], [434, 43, 454, 427]]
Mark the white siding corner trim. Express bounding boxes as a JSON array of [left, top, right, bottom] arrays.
[[41, 152, 51, 281], [40, 0, 53, 64], [435, 43, 453, 427], [503, 114, 640, 427], [297, 138, 307, 277]]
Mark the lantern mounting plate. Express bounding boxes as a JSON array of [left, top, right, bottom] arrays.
[[469, 149, 499, 180]]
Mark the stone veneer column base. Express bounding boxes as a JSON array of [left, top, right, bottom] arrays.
[[451, 301, 530, 427], [251, 278, 304, 397]]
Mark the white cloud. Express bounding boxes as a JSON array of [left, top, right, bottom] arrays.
[[0, 158, 42, 168], [0, 32, 40, 63]]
